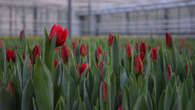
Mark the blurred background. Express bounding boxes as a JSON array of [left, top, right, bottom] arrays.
[[0, 0, 194, 37]]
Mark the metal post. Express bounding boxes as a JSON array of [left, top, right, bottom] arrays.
[[22, 5, 26, 32], [126, 12, 130, 35], [88, 0, 92, 36], [9, 6, 12, 36], [33, 6, 37, 36], [67, 0, 72, 38]]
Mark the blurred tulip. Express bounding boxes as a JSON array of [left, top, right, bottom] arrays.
[[117, 105, 122, 110], [32, 44, 40, 62], [54, 58, 58, 69], [126, 42, 132, 58], [140, 52, 145, 61], [140, 41, 146, 55], [61, 44, 69, 63], [96, 46, 102, 62], [108, 33, 114, 46], [99, 61, 104, 77], [134, 54, 143, 74], [79, 43, 87, 56], [166, 64, 171, 80], [19, 29, 24, 40], [6, 48, 15, 62], [150, 48, 157, 62], [8, 81, 14, 96], [165, 32, 172, 48]]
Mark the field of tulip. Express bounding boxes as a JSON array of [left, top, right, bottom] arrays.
[[0, 24, 195, 110]]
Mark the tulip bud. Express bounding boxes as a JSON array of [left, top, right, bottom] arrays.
[[140, 52, 145, 61], [150, 48, 157, 62], [108, 33, 114, 46], [126, 42, 132, 58], [102, 80, 107, 102], [32, 44, 40, 62], [139, 41, 146, 56], [165, 32, 172, 48], [49, 24, 68, 47], [79, 43, 87, 56], [134, 54, 143, 74], [54, 58, 58, 69], [19, 30, 24, 40], [6, 48, 15, 62], [61, 44, 69, 63], [166, 64, 171, 80], [96, 46, 102, 63], [99, 61, 104, 77]]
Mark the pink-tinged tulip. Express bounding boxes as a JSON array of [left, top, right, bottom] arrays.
[[140, 41, 146, 55], [99, 61, 104, 77], [117, 105, 122, 110], [61, 45, 69, 63], [8, 81, 14, 96], [165, 32, 172, 48], [134, 54, 143, 74], [166, 64, 171, 80], [32, 44, 40, 62], [102, 80, 107, 102], [126, 42, 132, 58], [19, 30, 24, 40], [72, 41, 76, 55], [150, 48, 157, 62], [49, 24, 68, 47], [96, 46, 102, 62], [108, 33, 114, 46], [6, 48, 15, 62], [79, 43, 87, 56], [54, 58, 57, 69], [140, 52, 145, 61]]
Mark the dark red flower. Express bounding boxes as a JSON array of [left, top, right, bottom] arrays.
[[99, 61, 104, 77], [150, 48, 157, 62], [79, 43, 87, 56], [117, 105, 122, 110], [80, 64, 87, 74], [61, 45, 69, 63], [140, 52, 145, 61], [126, 42, 132, 58], [19, 30, 24, 40], [140, 41, 146, 55], [134, 54, 143, 74], [6, 48, 15, 62], [32, 44, 40, 62], [166, 64, 171, 80], [72, 41, 76, 55], [108, 33, 114, 46], [49, 24, 68, 47], [102, 80, 107, 102], [54, 58, 58, 69], [165, 32, 172, 48], [8, 81, 14, 96], [96, 46, 102, 62]]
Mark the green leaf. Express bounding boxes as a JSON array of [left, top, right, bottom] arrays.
[[32, 58, 54, 110]]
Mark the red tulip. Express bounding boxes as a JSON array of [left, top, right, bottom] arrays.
[[19, 30, 24, 40], [80, 64, 87, 74], [8, 81, 14, 96], [49, 24, 68, 47], [134, 54, 143, 74], [6, 48, 15, 62], [126, 42, 132, 58], [96, 46, 102, 62], [150, 48, 157, 62], [72, 41, 76, 55], [140, 41, 146, 55], [102, 80, 107, 102], [54, 58, 58, 69], [165, 32, 172, 48], [108, 33, 114, 46], [61, 45, 69, 63], [32, 44, 40, 62], [117, 105, 122, 110], [99, 61, 104, 77], [140, 52, 145, 61], [166, 64, 171, 80], [79, 43, 87, 56]]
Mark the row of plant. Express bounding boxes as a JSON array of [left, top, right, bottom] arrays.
[[0, 24, 195, 110]]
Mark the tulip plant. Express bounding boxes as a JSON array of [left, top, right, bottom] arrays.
[[0, 25, 195, 110]]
